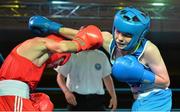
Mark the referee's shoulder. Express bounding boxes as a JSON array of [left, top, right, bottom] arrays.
[[95, 49, 107, 57]]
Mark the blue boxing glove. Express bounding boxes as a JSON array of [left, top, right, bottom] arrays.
[[112, 55, 155, 84], [28, 15, 63, 34]]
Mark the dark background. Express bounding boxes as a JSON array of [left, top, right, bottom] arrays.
[[0, 0, 180, 110]]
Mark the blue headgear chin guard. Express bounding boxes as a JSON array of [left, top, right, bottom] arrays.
[[113, 7, 150, 50]]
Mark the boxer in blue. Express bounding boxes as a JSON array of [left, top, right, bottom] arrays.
[[28, 7, 172, 111], [109, 7, 172, 111]]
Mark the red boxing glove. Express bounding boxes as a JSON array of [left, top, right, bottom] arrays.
[[47, 53, 71, 68], [73, 25, 103, 52], [46, 34, 71, 68], [30, 92, 54, 111]]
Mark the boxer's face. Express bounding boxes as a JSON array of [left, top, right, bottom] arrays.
[[114, 29, 132, 49]]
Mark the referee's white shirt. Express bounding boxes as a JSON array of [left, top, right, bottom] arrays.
[[55, 50, 111, 95]]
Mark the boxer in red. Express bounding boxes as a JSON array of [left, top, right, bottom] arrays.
[[0, 23, 103, 111]]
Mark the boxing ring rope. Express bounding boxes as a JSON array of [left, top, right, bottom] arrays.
[[36, 87, 180, 111], [36, 87, 180, 92]]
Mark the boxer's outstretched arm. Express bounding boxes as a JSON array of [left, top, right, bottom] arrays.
[[45, 39, 78, 53], [59, 27, 79, 40], [45, 25, 103, 53], [102, 31, 113, 53]]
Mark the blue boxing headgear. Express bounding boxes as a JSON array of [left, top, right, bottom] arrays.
[[113, 7, 150, 50]]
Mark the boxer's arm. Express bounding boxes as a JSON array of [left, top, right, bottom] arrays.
[[102, 31, 113, 53], [44, 38, 78, 53], [59, 27, 79, 40], [60, 27, 109, 52], [144, 42, 170, 88], [45, 25, 103, 53]]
